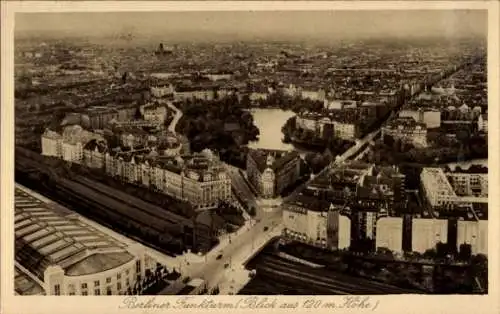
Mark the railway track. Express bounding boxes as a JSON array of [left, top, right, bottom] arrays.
[[256, 253, 422, 295], [256, 265, 350, 295], [74, 176, 188, 227], [16, 148, 192, 227], [55, 178, 172, 233], [15, 149, 216, 252]]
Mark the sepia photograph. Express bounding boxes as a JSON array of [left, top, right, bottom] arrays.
[[1, 2, 499, 312]]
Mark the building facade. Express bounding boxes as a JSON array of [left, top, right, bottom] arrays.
[[411, 218, 448, 253], [174, 89, 215, 101], [420, 167, 488, 209], [382, 117, 428, 148], [41, 129, 63, 157], [41, 125, 104, 164], [456, 220, 488, 255], [399, 108, 441, 129], [150, 84, 175, 98], [375, 217, 403, 253], [14, 185, 153, 296], [103, 150, 231, 210], [87, 107, 120, 130], [282, 198, 351, 250], [246, 149, 301, 199], [295, 112, 358, 140]]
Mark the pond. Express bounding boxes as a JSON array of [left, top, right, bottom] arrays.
[[246, 108, 296, 151]]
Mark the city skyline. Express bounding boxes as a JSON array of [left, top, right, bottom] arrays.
[[16, 10, 487, 42]]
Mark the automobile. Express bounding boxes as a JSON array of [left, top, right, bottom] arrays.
[[216, 254, 223, 260], [224, 263, 229, 269], [263, 226, 269, 231]]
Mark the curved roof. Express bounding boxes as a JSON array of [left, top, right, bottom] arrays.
[[15, 185, 135, 279], [65, 252, 134, 276]]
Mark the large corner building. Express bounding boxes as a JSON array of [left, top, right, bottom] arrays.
[[246, 149, 301, 199]]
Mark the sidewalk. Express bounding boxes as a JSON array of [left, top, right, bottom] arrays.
[[218, 266, 252, 295], [230, 194, 252, 220], [206, 219, 256, 259], [213, 227, 282, 294]]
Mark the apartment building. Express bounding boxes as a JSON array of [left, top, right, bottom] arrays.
[[286, 161, 406, 252], [142, 103, 168, 124], [204, 73, 233, 81], [399, 108, 441, 128], [110, 119, 163, 130], [87, 106, 120, 130], [375, 217, 403, 253], [420, 167, 488, 209], [174, 86, 215, 102], [150, 83, 175, 98], [411, 218, 448, 253], [447, 172, 488, 197], [456, 220, 488, 255], [103, 150, 231, 210], [301, 88, 326, 102], [382, 117, 428, 148], [282, 196, 351, 250], [296, 111, 359, 140], [41, 125, 104, 164], [41, 129, 63, 157], [246, 149, 301, 199]]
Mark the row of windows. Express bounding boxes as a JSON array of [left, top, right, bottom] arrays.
[[66, 269, 132, 292], [65, 277, 133, 296]]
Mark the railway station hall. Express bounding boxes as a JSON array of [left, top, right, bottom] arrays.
[[14, 184, 153, 296]]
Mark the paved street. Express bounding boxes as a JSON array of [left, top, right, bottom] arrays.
[[185, 215, 283, 289], [224, 163, 258, 208], [284, 129, 381, 203], [165, 101, 183, 133]]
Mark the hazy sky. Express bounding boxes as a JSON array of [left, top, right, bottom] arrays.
[[15, 10, 487, 41]]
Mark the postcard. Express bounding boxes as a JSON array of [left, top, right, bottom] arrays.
[[1, 1, 499, 314]]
